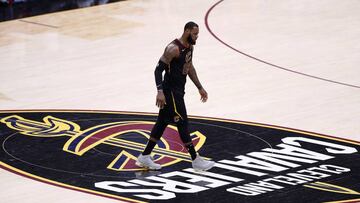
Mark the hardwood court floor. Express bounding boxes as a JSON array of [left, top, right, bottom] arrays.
[[0, 0, 359, 202]]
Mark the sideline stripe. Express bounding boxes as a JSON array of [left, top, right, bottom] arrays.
[[19, 19, 59, 28]]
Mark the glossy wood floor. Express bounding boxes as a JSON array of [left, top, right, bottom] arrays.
[[0, 0, 359, 202]]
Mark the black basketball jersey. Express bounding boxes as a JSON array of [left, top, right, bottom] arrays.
[[163, 39, 193, 95]]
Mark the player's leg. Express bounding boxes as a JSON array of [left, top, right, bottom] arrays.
[[143, 115, 168, 155], [136, 97, 170, 170], [172, 92, 215, 171], [136, 115, 168, 170]]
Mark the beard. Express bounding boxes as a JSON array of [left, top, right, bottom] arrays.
[[187, 35, 196, 45]]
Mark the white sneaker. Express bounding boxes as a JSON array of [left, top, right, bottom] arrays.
[[136, 154, 162, 170], [192, 154, 215, 171]]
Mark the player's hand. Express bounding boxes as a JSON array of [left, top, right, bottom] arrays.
[[199, 88, 208, 103], [156, 90, 166, 109]]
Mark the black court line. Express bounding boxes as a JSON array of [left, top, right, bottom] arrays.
[[205, 0, 360, 89], [19, 19, 59, 29]]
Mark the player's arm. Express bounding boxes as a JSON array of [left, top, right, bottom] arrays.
[[155, 44, 180, 108], [188, 61, 208, 103], [155, 44, 179, 90]]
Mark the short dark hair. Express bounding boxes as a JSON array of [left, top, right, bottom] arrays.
[[184, 21, 198, 31]]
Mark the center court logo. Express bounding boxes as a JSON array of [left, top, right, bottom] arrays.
[[0, 110, 359, 203], [1, 114, 205, 172]]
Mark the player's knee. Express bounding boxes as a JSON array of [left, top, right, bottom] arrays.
[[150, 121, 168, 140], [174, 115, 188, 125], [149, 136, 159, 142]]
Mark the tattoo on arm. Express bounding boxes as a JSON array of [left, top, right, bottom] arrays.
[[155, 43, 180, 90], [160, 44, 179, 64]]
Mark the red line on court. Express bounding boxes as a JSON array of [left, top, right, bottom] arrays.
[[204, 0, 360, 89]]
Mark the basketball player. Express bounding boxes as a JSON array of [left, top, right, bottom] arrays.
[[136, 22, 215, 171]]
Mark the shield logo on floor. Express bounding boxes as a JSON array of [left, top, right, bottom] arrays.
[[0, 110, 359, 203]]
